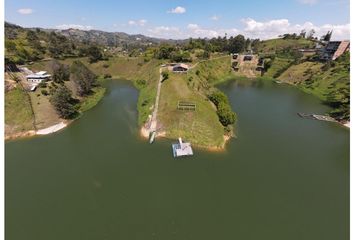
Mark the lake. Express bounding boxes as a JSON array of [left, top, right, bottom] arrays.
[[5, 78, 349, 240]]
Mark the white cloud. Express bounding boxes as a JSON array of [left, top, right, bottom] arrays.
[[147, 26, 182, 38], [167, 6, 186, 14], [187, 24, 199, 30], [56, 24, 93, 30], [241, 18, 350, 40], [298, 0, 318, 4], [128, 19, 147, 26], [210, 15, 220, 21], [144, 18, 349, 40], [17, 8, 33, 15], [128, 20, 136, 26]]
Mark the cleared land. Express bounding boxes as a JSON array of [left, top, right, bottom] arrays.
[[158, 72, 225, 148], [5, 87, 35, 136]]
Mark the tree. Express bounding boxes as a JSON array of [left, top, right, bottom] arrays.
[[51, 60, 70, 83], [299, 29, 306, 38], [87, 45, 103, 63], [50, 86, 76, 119], [70, 60, 97, 96], [161, 71, 169, 82], [228, 34, 246, 53], [216, 102, 237, 126]]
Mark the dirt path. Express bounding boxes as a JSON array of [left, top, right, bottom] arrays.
[[149, 67, 163, 132]]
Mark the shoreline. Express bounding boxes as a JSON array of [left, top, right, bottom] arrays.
[[139, 125, 232, 152], [5, 121, 69, 141]]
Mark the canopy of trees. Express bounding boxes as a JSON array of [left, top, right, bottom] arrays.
[[70, 60, 97, 96], [51, 60, 70, 83], [50, 85, 76, 119], [208, 91, 236, 126]]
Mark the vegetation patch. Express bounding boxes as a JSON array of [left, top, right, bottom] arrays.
[[5, 87, 35, 134]]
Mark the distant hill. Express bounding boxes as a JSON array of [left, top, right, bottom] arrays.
[[5, 21, 181, 47], [4, 21, 185, 64]]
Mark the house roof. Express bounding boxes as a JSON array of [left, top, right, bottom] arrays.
[[174, 63, 189, 69], [36, 71, 47, 75], [26, 74, 51, 78]]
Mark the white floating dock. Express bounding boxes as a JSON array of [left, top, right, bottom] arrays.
[[172, 138, 193, 157]]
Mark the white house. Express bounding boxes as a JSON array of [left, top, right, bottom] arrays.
[[26, 71, 51, 83]]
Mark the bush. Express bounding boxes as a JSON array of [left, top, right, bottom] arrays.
[[208, 91, 237, 126], [136, 79, 147, 87], [38, 82, 47, 88], [41, 89, 49, 96], [104, 73, 112, 79], [217, 102, 237, 126], [161, 71, 169, 82]]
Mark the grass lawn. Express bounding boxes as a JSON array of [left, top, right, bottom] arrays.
[[258, 38, 315, 55], [5, 87, 35, 134], [158, 72, 225, 148], [263, 57, 294, 78]]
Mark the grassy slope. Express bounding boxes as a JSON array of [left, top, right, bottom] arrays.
[[263, 57, 294, 78], [278, 58, 349, 101], [5, 87, 35, 134], [158, 56, 233, 148], [158, 73, 225, 148], [257, 38, 315, 55]]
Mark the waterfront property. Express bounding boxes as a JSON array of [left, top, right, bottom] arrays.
[[26, 71, 51, 84], [320, 40, 350, 60]]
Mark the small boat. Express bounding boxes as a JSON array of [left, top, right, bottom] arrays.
[[149, 131, 156, 144]]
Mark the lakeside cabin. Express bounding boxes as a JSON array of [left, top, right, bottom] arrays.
[[172, 63, 189, 73], [26, 71, 51, 84]]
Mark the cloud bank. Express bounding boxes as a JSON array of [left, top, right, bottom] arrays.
[[146, 18, 349, 40]]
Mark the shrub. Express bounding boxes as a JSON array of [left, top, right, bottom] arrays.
[[41, 89, 49, 96], [38, 82, 47, 88], [104, 73, 112, 79]]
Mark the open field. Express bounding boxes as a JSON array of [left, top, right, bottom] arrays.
[[158, 72, 225, 148], [257, 38, 315, 55], [5, 87, 35, 135]]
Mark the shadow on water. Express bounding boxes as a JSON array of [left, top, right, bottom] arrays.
[[5, 78, 349, 240]]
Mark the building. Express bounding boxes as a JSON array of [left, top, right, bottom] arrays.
[[172, 63, 189, 72], [320, 41, 350, 61], [243, 55, 253, 61], [26, 71, 51, 83]]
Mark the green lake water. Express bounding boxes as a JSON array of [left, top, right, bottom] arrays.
[[5, 78, 349, 240]]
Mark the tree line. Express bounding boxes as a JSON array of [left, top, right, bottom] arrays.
[[47, 60, 98, 119]]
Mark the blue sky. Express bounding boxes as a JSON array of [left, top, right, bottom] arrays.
[[5, 0, 350, 39]]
